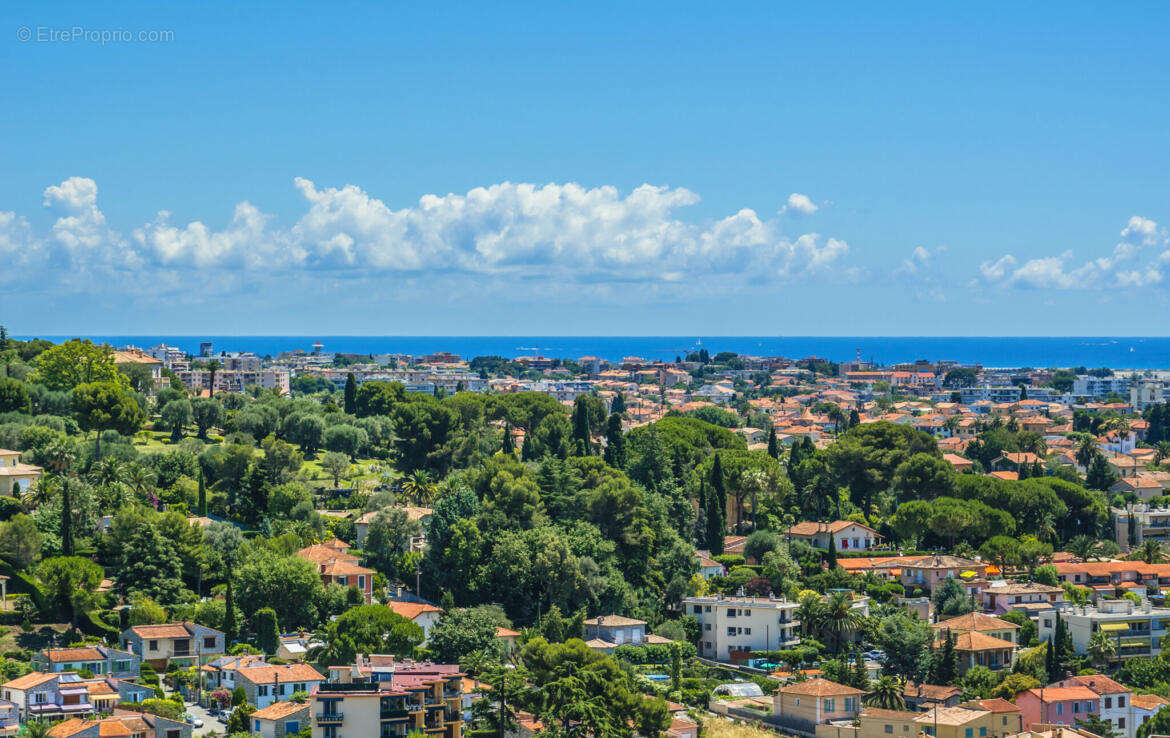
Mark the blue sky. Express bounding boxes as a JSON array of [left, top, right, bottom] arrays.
[[3, 1, 1170, 335]]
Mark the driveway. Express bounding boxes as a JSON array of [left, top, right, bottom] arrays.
[[184, 698, 222, 736]]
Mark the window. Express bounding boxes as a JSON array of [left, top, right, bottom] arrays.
[[1119, 696, 1126, 708], [844, 698, 856, 712], [1074, 702, 1081, 714], [744, 628, 751, 635], [885, 726, 894, 734], [704, 624, 711, 631], [1119, 719, 1126, 729], [259, 686, 270, 697], [254, 721, 261, 732], [286, 722, 300, 733], [705, 606, 711, 613], [148, 640, 158, 651], [980, 728, 987, 737], [1105, 698, 1112, 709], [1057, 704, 1063, 716], [204, 637, 216, 649], [743, 609, 751, 616], [727, 627, 736, 637], [965, 728, 973, 738], [359, 576, 365, 589], [693, 606, 702, 615], [728, 609, 737, 618], [795, 698, 801, 706], [823, 699, 835, 712]]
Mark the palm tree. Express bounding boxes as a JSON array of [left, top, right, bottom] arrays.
[[1156, 441, 1170, 466], [1076, 437, 1098, 469], [124, 462, 158, 506], [401, 470, 435, 504], [865, 676, 906, 710], [1087, 630, 1117, 669], [820, 591, 864, 653], [88, 457, 129, 510], [1066, 535, 1099, 562], [1139, 539, 1165, 564], [19, 721, 53, 738], [206, 359, 222, 397], [796, 592, 823, 638]]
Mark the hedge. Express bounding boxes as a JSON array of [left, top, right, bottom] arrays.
[[612, 641, 697, 664], [0, 558, 46, 612]]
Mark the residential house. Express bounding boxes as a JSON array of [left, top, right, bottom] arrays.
[[932, 613, 1020, 673], [0, 448, 42, 497], [878, 555, 988, 596], [200, 654, 267, 692], [354, 506, 432, 549], [1132, 694, 1169, 732], [583, 615, 647, 646], [694, 553, 726, 578], [2, 672, 94, 720], [121, 623, 225, 670], [943, 454, 975, 473], [0, 700, 15, 737], [982, 582, 1064, 615], [774, 678, 865, 731], [297, 541, 375, 605], [46, 710, 192, 738], [1016, 685, 1100, 730], [850, 701, 1022, 738], [786, 520, 882, 552], [991, 452, 1044, 474], [236, 663, 324, 709], [386, 602, 444, 643], [32, 647, 140, 679], [276, 633, 325, 663], [682, 595, 800, 661], [1052, 675, 1133, 738], [251, 700, 311, 738], [903, 683, 962, 710]]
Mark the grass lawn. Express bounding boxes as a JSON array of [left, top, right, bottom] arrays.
[[702, 717, 778, 738]]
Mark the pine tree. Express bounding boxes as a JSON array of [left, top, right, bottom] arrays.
[[502, 423, 515, 456], [197, 469, 207, 517], [343, 372, 357, 415], [766, 426, 779, 459], [60, 478, 74, 557], [603, 413, 626, 468], [850, 651, 870, 690]]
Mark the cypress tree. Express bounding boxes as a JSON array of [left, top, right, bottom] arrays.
[[60, 479, 74, 557], [603, 413, 625, 468], [255, 607, 279, 654], [850, 651, 870, 690], [343, 372, 357, 415], [611, 393, 625, 415], [827, 532, 838, 569], [571, 398, 592, 456], [224, 569, 237, 644], [197, 469, 207, 517], [521, 433, 535, 461], [706, 489, 725, 555], [502, 423, 515, 456], [848, 409, 860, 428], [766, 426, 779, 459], [1045, 634, 1056, 682]]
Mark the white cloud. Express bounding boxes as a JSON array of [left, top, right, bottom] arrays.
[[782, 192, 819, 215], [896, 244, 946, 276], [14, 177, 854, 287], [975, 216, 1170, 291]]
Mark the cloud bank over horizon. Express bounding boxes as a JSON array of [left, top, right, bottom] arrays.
[[1, 177, 854, 289]]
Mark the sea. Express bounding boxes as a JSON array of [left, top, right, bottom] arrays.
[[19, 336, 1170, 370]]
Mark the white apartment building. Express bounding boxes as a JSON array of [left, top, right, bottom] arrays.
[[682, 595, 800, 661], [1131, 380, 1166, 412], [1073, 376, 1132, 399], [1038, 598, 1170, 662], [1053, 675, 1135, 738]]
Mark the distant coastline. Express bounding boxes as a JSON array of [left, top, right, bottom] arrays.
[[17, 335, 1170, 370]]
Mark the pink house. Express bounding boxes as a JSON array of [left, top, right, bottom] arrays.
[[1016, 686, 1100, 729]]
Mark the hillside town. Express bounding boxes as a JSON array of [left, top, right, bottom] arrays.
[[5, 333, 1170, 738]]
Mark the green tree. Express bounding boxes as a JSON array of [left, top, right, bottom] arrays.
[[866, 675, 906, 709], [344, 372, 357, 414], [205, 360, 223, 397], [190, 397, 224, 441], [0, 378, 30, 413], [320, 452, 350, 488], [72, 381, 145, 459], [234, 552, 325, 628], [226, 703, 256, 734], [603, 412, 626, 468], [32, 339, 127, 391], [36, 556, 103, 625], [160, 399, 194, 442], [316, 604, 424, 664], [254, 607, 280, 654], [427, 607, 506, 664], [0, 514, 42, 568]]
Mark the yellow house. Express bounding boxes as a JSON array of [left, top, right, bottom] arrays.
[[775, 678, 866, 728], [853, 700, 1023, 738], [0, 449, 41, 497]]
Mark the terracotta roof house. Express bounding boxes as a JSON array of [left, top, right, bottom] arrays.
[[32, 646, 140, 679], [120, 622, 225, 670], [46, 710, 192, 738], [249, 700, 311, 738], [0, 448, 42, 497], [774, 678, 866, 728], [234, 663, 324, 709], [386, 602, 444, 642], [786, 520, 882, 552], [583, 615, 648, 648]]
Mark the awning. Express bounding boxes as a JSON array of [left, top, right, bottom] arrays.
[[1098, 622, 1128, 632]]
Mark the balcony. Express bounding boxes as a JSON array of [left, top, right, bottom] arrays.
[[316, 713, 344, 724], [381, 709, 410, 719]]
